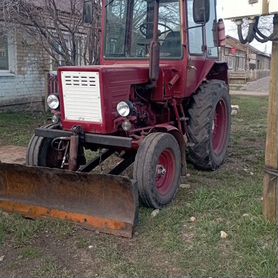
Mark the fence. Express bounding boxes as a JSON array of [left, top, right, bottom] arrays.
[[229, 69, 270, 85]]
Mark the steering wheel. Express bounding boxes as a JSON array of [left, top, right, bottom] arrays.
[[139, 22, 174, 37]]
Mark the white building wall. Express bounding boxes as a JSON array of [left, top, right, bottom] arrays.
[[0, 30, 48, 111]]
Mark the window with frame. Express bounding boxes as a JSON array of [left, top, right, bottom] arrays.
[[0, 35, 9, 71], [237, 56, 245, 70], [224, 55, 234, 70]]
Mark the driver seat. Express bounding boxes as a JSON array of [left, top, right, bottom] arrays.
[[160, 31, 181, 57]]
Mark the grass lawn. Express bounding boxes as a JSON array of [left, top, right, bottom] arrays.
[[0, 112, 49, 146], [0, 96, 277, 277]]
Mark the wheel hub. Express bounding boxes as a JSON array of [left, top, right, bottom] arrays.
[[155, 149, 176, 196], [156, 165, 167, 177]]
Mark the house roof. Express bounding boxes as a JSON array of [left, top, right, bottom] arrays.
[[225, 35, 246, 52], [225, 35, 270, 57]]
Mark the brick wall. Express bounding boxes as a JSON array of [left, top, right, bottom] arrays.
[[0, 30, 49, 112]]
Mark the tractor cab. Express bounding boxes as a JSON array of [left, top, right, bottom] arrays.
[[100, 0, 221, 61], [95, 0, 225, 94]]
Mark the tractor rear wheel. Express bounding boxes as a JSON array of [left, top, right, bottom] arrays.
[[26, 124, 68, 168], [187, 80, 231, 170], [133, 132, 181, 208]]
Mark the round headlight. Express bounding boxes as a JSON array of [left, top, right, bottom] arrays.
[[117, 101, 131, 117], [47, 94, 60, 110]]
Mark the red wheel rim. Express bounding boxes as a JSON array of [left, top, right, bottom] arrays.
[[212, 98, 228, 155], [155, 149, 176, 195]]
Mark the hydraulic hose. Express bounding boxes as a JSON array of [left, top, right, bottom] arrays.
[[237, 19, 256, 44]]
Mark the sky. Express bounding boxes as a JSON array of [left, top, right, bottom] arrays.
[[217, 2, 272, 54]]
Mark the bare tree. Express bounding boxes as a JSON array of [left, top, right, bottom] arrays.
[[0, 0, 101, 66]]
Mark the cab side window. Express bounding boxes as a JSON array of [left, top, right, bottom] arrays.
[[187, 0, 203, 55], [206, 0, 218, 57]]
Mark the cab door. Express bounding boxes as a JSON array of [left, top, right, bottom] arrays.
[[185, 0, 205, 93], [185, 0, 218, 94], [205, 0, 218, 59]]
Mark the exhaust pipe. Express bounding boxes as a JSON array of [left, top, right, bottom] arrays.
[[149, 0, 160, 87]]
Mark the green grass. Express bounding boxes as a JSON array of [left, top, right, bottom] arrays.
[[21, 247, 42, 260], [0, 112, 49, 146], [33, 257, 71, 278], [0, 96, 277, 277], [0, 213, 45, 246]]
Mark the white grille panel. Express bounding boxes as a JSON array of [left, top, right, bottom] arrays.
[[61, 71, 102, 123]]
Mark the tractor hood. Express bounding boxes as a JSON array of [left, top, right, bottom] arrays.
[[57, 65, 149, 134]]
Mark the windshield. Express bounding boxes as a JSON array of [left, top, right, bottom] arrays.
[[105, 0, 182, 59]]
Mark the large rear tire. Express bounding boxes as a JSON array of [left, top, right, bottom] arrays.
[[133, 132, 181, 208], [187, 80, 231, 170]]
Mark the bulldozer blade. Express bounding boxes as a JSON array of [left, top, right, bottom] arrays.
[[0, 162, 138, 238]]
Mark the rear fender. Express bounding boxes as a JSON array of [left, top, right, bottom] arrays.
[[207, 62, 229, 85]]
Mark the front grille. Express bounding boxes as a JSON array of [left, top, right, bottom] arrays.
[[61, 71, 102, 123]]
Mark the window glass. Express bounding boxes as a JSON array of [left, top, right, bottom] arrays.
[[224, 55, 234, 70], [159, 1, 182, 58], [187, 0, 203, 55], [105, 0, 128, 57], [206, 0, 218, 57], [105, 0, 182, 59], [0, 35, 9, 70]]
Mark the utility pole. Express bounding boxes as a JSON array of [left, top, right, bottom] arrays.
[[263, 20, 278, 223], [221, 0, 278, 223]]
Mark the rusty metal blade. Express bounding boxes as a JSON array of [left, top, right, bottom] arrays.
[[0, 162, 138, 238]]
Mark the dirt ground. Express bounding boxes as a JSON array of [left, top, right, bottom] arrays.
[[230, 76, 270, 97], [0, 146, 26, 164]]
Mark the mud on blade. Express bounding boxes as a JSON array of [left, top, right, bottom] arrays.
[[0, 163, 138, 238]]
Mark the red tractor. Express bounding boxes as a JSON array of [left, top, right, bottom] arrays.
[[0, 0, 230, 237]]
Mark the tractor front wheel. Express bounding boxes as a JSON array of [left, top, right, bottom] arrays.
[[26, 124, 70, 168], [187, 80, 231, 170], [133, 132, 181, 208]]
